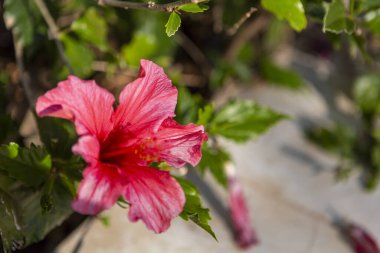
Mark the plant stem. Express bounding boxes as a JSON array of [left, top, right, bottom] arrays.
[[12, 33, 36, 108], [226, 7, 257, 36], [98, 0, 208, 12]]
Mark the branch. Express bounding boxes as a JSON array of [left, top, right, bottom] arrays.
[[33, 0, 74, 74], [12, 32, 36, 107], [98, 0, 208, 12], [226, 7, 257, 36], [224, 15, 269, 63]]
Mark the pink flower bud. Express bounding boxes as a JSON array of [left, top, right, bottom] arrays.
[[346, 223, 380, 253], [226, 163, 259, 249]]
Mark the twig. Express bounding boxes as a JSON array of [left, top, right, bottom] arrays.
[[226, 7, 257, 36], [12, 33, 36, 107], [97, 0, 208, 12], [224, 15, 269, 63], [33, 0, 74, 74]]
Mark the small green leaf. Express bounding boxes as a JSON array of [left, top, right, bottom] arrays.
[[176, 177, 216, 240], [353, 74, 380, 115], [323, 0, 355, 34], [261, 0, 307, 31], [121, 32, 158, 66], [179, 3, 209, 13], [98, 215, 111, 227], [210, 101, 287, 142], [71, 7, 108, 51], [197, 104, 213, 126], [260, 58, 304, 90], [198, 145, 230, 188], [0, 143, 51, 186], [165, 12, 181, 37], [60, 34, 95, 77]]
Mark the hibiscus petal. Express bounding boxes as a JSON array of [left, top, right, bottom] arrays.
[[72, 164, 122, 215], [114, 60, 177, 134], [147, 118, 206, 168], [36, 75, 115, 141], [72, 135, 100, 166], [123, 166, 185, 233]]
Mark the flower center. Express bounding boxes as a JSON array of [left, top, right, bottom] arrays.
[[98, 128, 159, 166]]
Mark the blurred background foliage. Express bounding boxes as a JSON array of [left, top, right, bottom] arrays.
[[1, 0, 380, 252]]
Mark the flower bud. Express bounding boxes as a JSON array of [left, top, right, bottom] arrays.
[[226, 162, 259, 249]]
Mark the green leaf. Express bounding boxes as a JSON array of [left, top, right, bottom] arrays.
[[4, 0, 35, 46], [198, 145, 230, 188], [197, 104, 213, 126], [260, 58, 304, 89], [323, 0, 355, 34], [0, 172, 73, 250], [0, 143, 51, 186], [261, 0, 307, 31], [121, 32, 159, 66], [0, 189, 25, 252], [210, 101, 287, 142], [71, 7, 108, 51], [351, 34, 372, 62], [364, 9, 380, 36], [165, 12, 181, 37], [60, 34, 95, 77], [179, 3, 209, 13], [306, 124, 355, 156], [37, 117, 78, 159], [18, 177, 73, 246], [175, 86, 203, 124], [353, 74, 380, 115], [176, 177, 216, 240], [359, 0, 380, 12]]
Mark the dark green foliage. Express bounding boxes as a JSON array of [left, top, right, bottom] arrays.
[[0, 143, 51, 187], [260, 58, 304, 90], [210, 101, 287, 142], [198, 144, 230, 188], [176, 177, 216, 240], [37, 117, 78, 160]]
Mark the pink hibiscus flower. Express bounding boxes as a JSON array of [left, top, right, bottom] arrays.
[[36, 60, 207, 233]]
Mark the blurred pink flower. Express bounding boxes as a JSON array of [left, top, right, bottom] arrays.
[[36, 60, 207, 233], [226, 163, 259, 249], [347, 223, 380, 253]]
